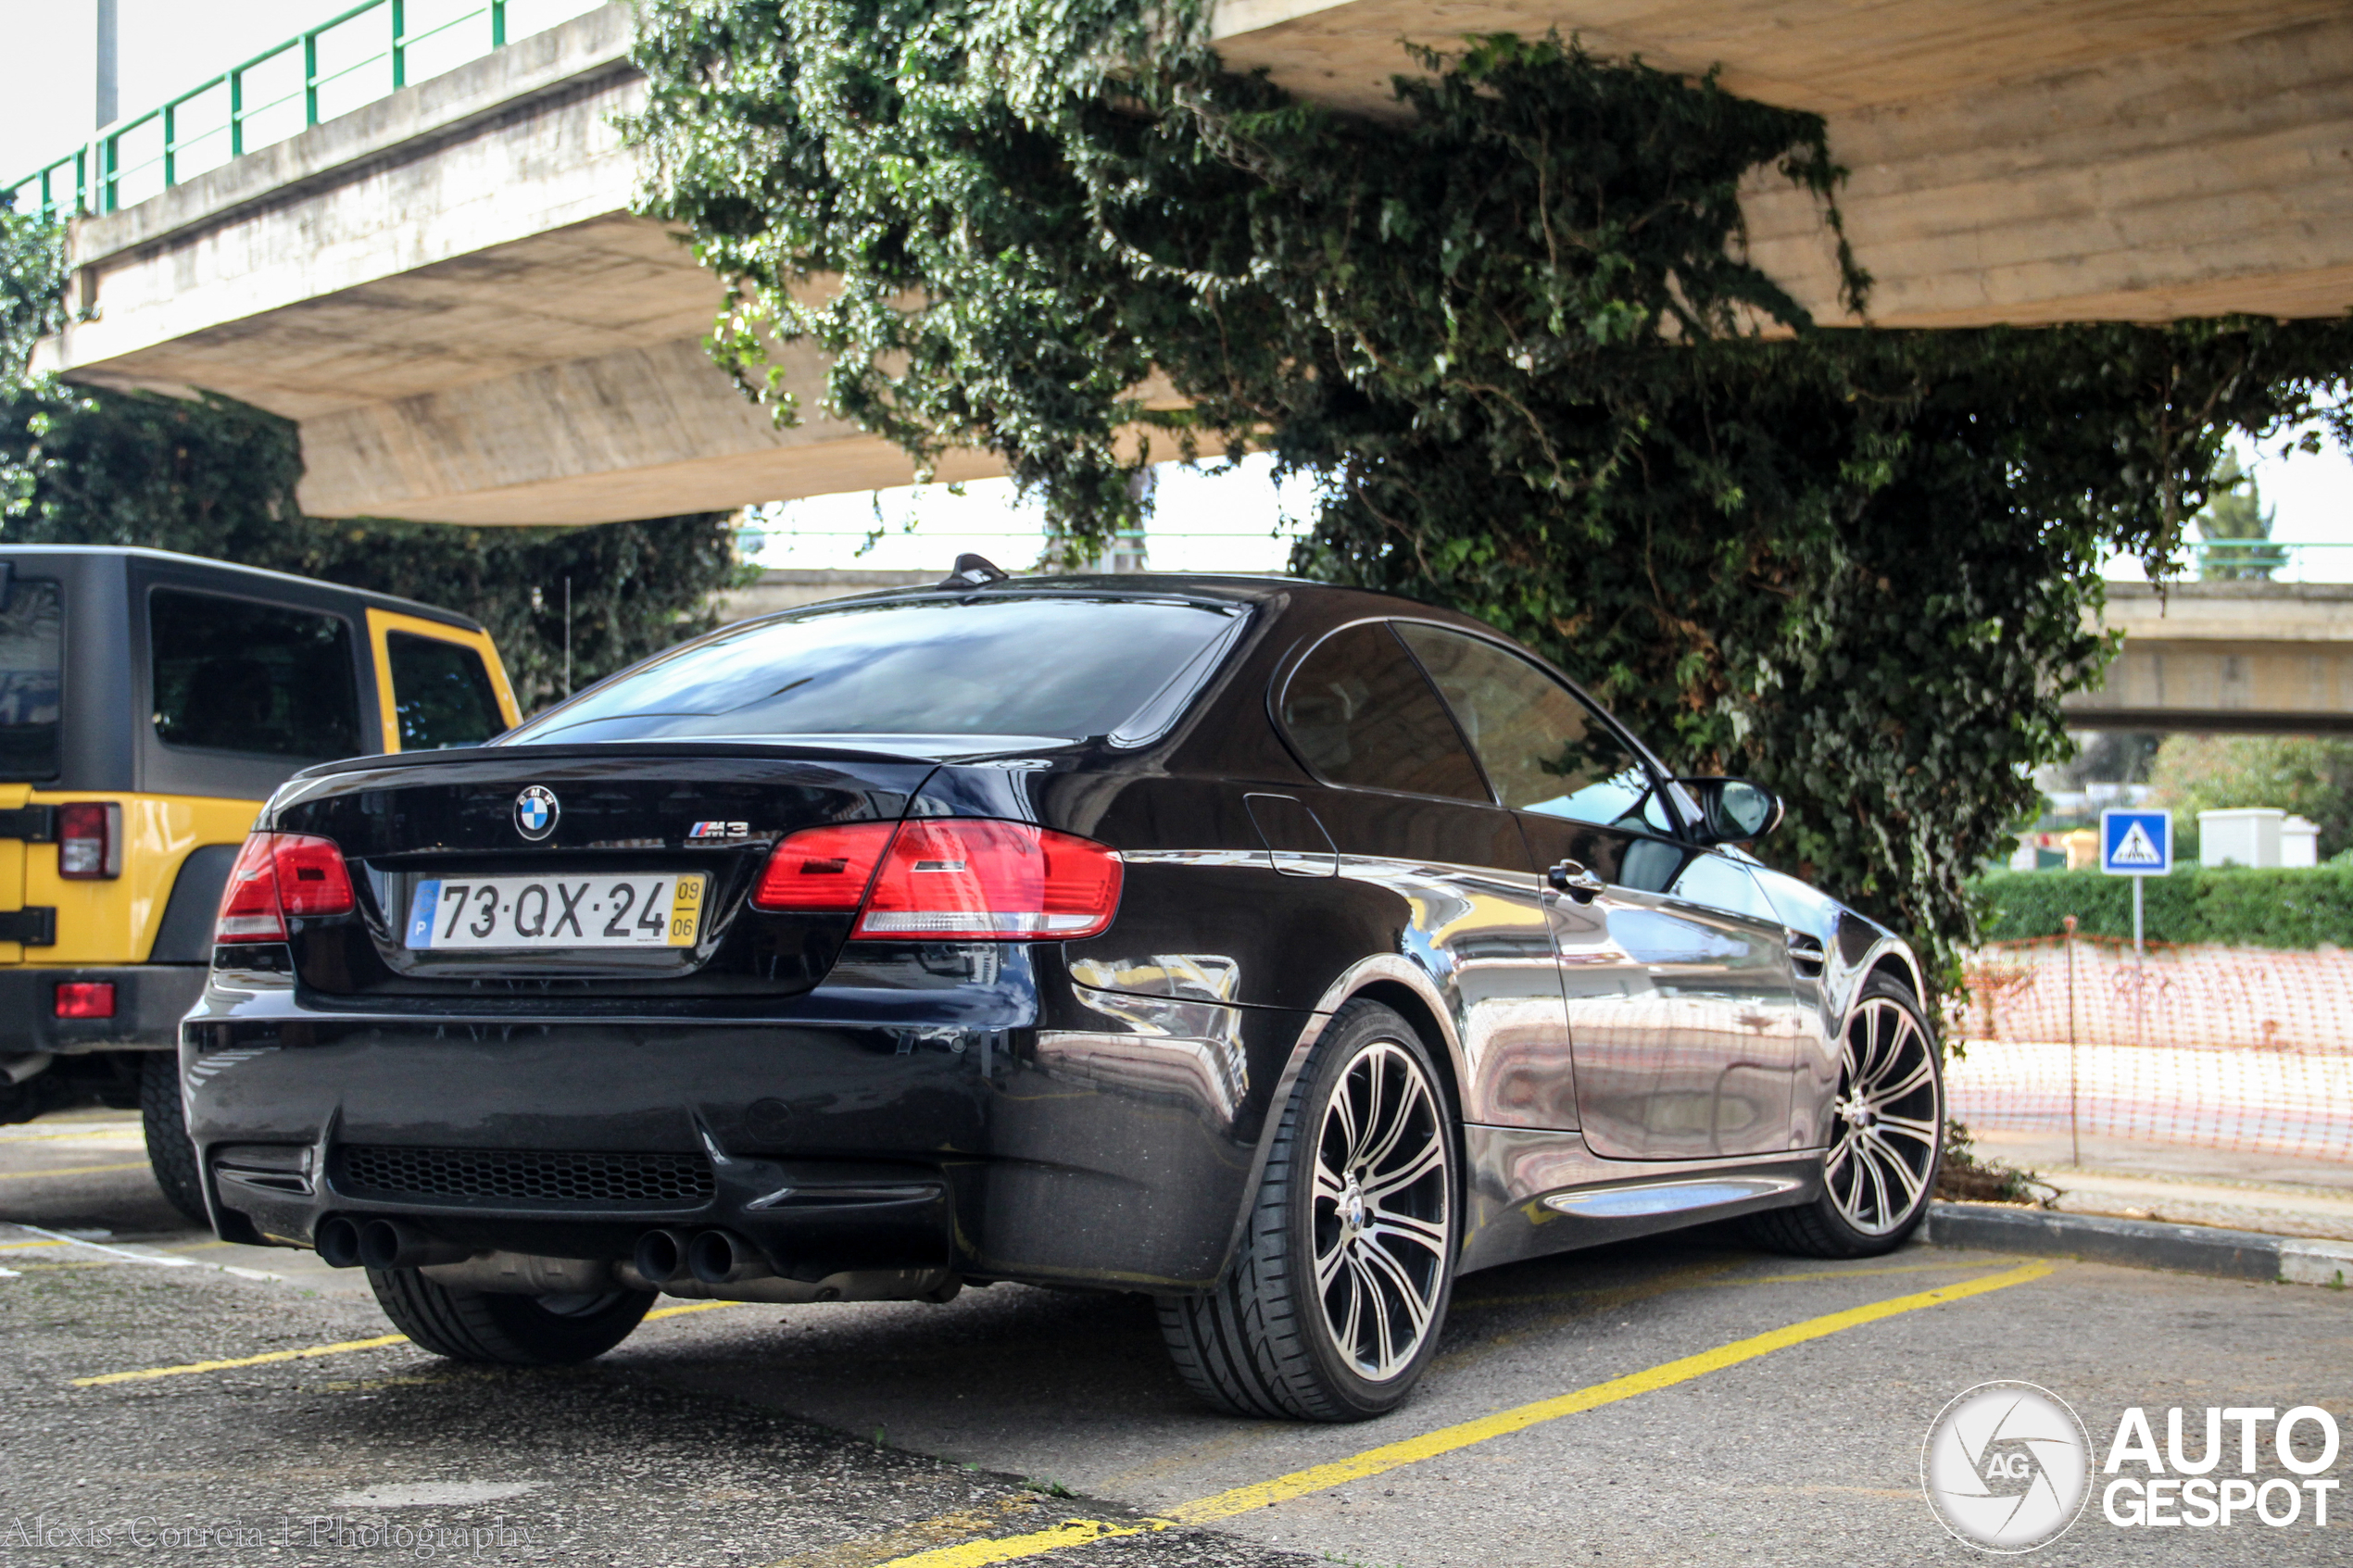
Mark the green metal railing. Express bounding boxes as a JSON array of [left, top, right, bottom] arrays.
[[5, 0, 603, 220], [2185, 540, 2353, 583]]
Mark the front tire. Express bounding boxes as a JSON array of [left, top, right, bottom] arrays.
[[139, 1052, 208, 1225], [367, 1267, 655, 1366], [1744, 973, 1943, 1259], [1159, 1000, 1457, 1422]]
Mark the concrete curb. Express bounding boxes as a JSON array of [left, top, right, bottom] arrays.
[[1926, 1201, 2353, 1287]]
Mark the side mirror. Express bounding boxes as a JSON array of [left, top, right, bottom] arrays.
[[1680, 777, 1783, 845]]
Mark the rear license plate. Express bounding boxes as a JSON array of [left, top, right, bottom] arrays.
[[404, 874, 707, 951]]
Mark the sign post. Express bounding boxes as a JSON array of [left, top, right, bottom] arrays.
[[2099, 808, 2172, 955], [2101, 808, 2171, 1057]]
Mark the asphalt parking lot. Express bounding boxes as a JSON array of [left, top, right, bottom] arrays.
[[5, 1109, 2350, 1567]]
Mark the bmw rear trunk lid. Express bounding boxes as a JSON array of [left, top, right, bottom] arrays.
[[261, 743, 944, 1000]]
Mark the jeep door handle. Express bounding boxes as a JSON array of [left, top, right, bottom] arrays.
[[1547, 859, 1605, 904]]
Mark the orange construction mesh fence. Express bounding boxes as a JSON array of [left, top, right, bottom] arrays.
[[1949, 936, 2353, 1165]]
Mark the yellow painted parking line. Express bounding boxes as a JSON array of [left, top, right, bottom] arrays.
[[871, 1261, 2056, 1567], [75, 1333, 414, 1386], [76, 1297, 746, 1386], [0, 1162, 149, 1179], [0, 1238, 70, 1250], [646, 1299, 747, 1323], [866, 1519, 1151, 1568]]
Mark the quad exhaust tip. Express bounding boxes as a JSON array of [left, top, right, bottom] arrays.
[[314, 1215, 361, 1269], [686, 1229, 775, 1286], [633, 1228, 691, 1286], [355, 1218, 468, 1271]]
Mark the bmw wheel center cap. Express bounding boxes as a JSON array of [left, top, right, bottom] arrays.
[[514, 785, 560, 841]]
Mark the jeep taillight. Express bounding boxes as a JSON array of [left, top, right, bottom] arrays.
[[751, 819, 1124, 940], [213, 833, 357, 944], [57, 802, 120, 880]]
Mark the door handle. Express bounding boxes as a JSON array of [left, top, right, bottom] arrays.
[[1547, 859, 1605, 904], [1785, 931, 1827, 977]]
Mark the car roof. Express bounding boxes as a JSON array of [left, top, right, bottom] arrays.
[[0, 545, 486, 633], [777, 571, 1491, 628]]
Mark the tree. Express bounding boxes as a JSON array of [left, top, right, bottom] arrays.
[[1, 206, 749, 711], [2194, 454, 2287, 581], [2147, 734, 2353, 860], [625, 6, 2353, 992]]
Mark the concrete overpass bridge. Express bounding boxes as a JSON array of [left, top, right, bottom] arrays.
[[2067, 580, 2353, 736], [9, 1, 2353, 525]]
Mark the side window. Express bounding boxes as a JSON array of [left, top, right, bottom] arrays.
[[0, 581, 63, 782], [150, 590, 362, 760], [1394, 623, 1676, 834], [387, 632, 504, 749], [1278, 622, 1488, 801]]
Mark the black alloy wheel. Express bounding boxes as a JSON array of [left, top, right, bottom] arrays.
[[368, 1267, 656, 1365], [1744, 972, 1943, 1259], [1159, 998, 1458, 1421]]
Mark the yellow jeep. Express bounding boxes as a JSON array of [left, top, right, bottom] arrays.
[[0, 546, 519, 1217]]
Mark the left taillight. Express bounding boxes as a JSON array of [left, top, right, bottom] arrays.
[[57, 802, 121, 880], [213, 833, 357, 944], [751, 819, 1125, 941]]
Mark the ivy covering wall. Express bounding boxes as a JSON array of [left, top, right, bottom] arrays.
[[625, 2, 2353, 995], [0, 210, 748, 711]]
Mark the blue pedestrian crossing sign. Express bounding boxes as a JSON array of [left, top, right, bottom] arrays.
[[2100, 809, 2172, 876]]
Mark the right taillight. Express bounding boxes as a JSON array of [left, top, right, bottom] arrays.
[[749, 819, 1123, 940], [213, 833, 357, 944]]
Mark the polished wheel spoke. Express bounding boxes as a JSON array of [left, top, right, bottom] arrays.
[[1873, 1111, 1940, 1148], [1314, 1037, 1451, 1382], [1361, 1136, 1443, 1205], [1315, 1232, 1352, 1292], [1365, 1210, 1447, 1260]]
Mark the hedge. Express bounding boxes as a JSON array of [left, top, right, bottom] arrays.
[[1973, 866, 2353, 948]]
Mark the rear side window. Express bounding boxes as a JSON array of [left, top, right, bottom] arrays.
[[1395, 623, 1674, 834], [507, 596, 1246, 745], [0, 581, 63, 782], [1279, 622, 1487, 801], [150, 590, 362, 760], [387, 631, 503, 749]]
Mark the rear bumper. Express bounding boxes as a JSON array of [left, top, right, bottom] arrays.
[[0, 964, 208, 1054], [182, 956, 1310, 1293]]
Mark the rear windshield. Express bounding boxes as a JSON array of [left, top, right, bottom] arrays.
[[0, 581, 63, 781], [505, 596, 1246, 746]]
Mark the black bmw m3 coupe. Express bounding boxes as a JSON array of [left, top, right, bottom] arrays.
[[184, 565, 1942, 1421]]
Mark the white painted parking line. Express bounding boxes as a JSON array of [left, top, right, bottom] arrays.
[[2, 1222, 281, 1282]]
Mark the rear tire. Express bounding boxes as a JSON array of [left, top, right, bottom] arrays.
[[139, 1052, 208, 1225], [1159, 999, 1457, 1422], [1743, 973, 1943, 1260], [366, 1267, 655, 1366]]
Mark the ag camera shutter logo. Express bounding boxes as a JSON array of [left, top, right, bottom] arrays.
[[1922, 1382, 2093, 1552]]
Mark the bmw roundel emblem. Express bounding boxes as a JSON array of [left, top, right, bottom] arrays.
[[514, 785, 560, 841]]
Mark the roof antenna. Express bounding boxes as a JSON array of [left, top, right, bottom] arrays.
[[939, 553, 1009, 589]]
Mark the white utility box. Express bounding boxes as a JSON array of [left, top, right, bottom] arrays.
[[2282, 815, 2321, 868], [2200, 807, 2284, 868]]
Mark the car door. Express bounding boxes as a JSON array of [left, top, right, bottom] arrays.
[[1273, 621, 1576, 1129], [1393, 623, 1803, 1160]]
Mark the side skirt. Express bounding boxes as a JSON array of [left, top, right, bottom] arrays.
[[1458, 1124, 1823, 1275]]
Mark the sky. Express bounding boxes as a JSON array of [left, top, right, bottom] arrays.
[[2, 1, 2347, 578]]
